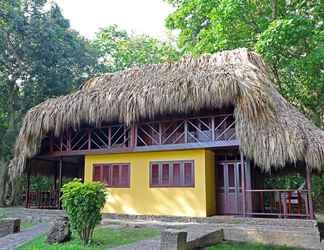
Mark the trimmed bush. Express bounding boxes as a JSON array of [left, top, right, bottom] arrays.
[[61, 179, 107, 244]]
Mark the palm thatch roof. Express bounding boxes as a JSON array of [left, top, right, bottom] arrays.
[[9, 48, 324, 177]]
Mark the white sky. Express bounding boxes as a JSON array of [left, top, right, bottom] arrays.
[[54, 0, 175, 40]]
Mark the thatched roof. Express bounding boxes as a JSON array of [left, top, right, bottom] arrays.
[[9, 48, 324, 177]]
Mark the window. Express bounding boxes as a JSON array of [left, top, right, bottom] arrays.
[[92, 164, 130, 187], [149, 160, 194, 187]]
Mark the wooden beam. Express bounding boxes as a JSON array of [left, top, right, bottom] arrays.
[[43, 140, 240, 157], [211, 117, 215, 141], [306, 167, 315, 219], [53, 162, 57, 191], [58, 157, 63, 209], [184, 120, 188, 143], [25, 159, 32, 208], [240, 151, 246, 217]]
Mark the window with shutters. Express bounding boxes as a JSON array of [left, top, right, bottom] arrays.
[[149, 160, 194, 187], [92, 164, 130, 187]]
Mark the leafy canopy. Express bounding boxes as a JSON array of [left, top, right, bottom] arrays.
[[165, 0, 324, 127], [91, 25, 180, 73]]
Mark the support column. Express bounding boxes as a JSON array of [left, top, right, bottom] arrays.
[[131, 125, 137, 147], [53, 163, 57, 191], [25, 159, 31, 208], [306, 167, 315, 219], [58, 157, 63, 209], [240, 151, 246, 217]]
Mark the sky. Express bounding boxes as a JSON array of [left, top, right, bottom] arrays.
[[54, 0, 175, 40]]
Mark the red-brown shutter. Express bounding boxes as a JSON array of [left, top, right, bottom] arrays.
[[120, 164, 130, 187], [173, 163, 181, 186], [93, 165, 101, 182], [151, 164, 159, 186], [162, 163, 170, 185], [102, 165, 111, 186], [112, 165, 120, 186], [184, 162, 193, 186]]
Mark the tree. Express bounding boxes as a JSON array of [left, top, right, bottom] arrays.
[[165, 0, 324, 127], [91, 25, 180, 73], [0, 0, 101, 205]]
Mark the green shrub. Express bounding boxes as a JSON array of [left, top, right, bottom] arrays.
[[61, 179, 107, 244]]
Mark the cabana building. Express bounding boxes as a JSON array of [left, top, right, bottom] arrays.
[[10, 49, 324, 219]]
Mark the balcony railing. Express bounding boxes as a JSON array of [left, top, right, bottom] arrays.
[[40, 114, 237, 156], [245, 189, 312, 218], [25, 191, 59, 209]]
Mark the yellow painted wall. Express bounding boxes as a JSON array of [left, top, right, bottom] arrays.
[[205, 150, 216, 216], [84, 149, 213, 217]]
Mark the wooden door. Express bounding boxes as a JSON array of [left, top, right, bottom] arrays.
[[216, 162, 244, 214]]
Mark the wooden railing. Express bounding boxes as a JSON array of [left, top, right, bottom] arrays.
[[40, 114, 237, 156], [136, 114, 236, 146], [25, 191, 59, 209], [245, 189, 312, 218]]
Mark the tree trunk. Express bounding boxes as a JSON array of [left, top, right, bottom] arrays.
[[0, 160, 8, 206], [0, 79, 19, 206], [6, 178, 17, 206], [271, 0, 278, 20]]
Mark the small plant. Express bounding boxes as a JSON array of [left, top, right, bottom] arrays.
[[61, 179, 107, 244]]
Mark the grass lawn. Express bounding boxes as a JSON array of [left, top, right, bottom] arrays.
[[21, 221, 37, 230], [16, 227, 159, 250], [206, 242, 296, 250]]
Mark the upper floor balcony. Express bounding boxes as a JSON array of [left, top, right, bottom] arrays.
[[39, 114, 239, 157]]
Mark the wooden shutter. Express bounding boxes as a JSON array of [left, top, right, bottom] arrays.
[[173, 163, 181, 186], [162, 163, 170, 185], [112, 165, 120, 186], [151, 164, 159, 186], [120, 164, 130, 187], [102, 164, 112, 186], [150, 161, 194, 187], [184, 162, 193, 186], [93, 165, 101, 182]]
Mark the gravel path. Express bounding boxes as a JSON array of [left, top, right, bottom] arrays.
[[0, 223, 49, 250]]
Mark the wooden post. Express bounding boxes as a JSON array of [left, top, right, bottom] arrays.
[[159, 123, 162, 144], [131, 125, 137, 147], [88, 129, 91, 150], [306, 167, 315, 219], [211, 117, 215, 141], [58, 157, 63, 209], [184, 120, 188, 143], [240, 151, 246, 217], [53, 162, 57, 191], [25, 159, 31, 208]]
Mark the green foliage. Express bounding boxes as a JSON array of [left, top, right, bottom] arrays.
[[264, 174, 304, 190], [0, 0, 101, 205], [0, 0, 101, 160], [165, 0, 324, 128], [91, 25, 180, 73], [16, 227, 159, 250], [61, 179, 107, 244], [312, 175, 324, 211], [265, 174, 324, 211]]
